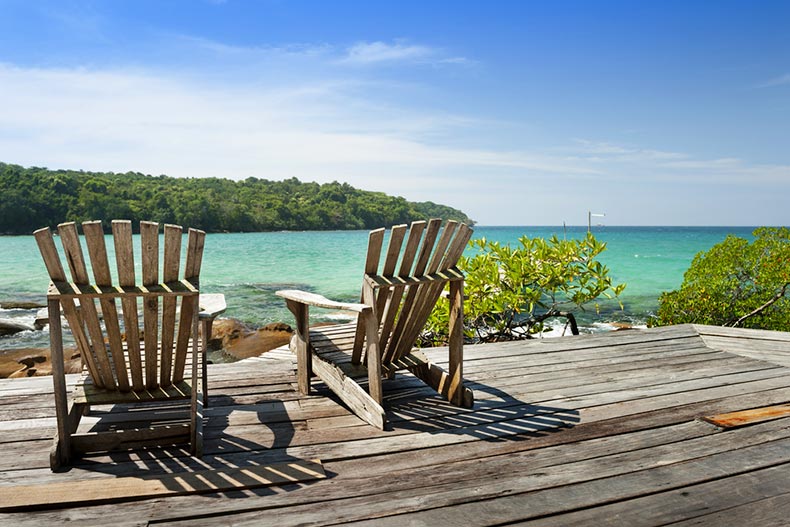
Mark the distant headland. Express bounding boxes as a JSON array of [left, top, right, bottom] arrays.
[[0, 162, 473, 234]]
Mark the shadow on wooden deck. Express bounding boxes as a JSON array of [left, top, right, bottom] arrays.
[[389, 382, 580, 440], [43, 398, 331, 505]]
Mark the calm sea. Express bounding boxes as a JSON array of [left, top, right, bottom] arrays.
[[0, 225, 756, 349]]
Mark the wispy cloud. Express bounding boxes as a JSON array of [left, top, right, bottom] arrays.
[[338, 40, 469, 66], [572, 139, 688, 161], [173, 35, 469, 68], [340, 41, 433, 64], [175, 35, 332, 59], [569, 139, 790, 185], [755, 73, 790, 88]]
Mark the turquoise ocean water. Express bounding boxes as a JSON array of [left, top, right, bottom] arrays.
[[0, 226, 756, 350]]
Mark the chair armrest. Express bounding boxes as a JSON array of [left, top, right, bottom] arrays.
[[199, 293, 227, 319], [275, 289, 371, 313]]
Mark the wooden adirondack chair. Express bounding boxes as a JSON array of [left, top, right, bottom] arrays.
[[276, 219, 474, 429], [35, 220, 215, 471]]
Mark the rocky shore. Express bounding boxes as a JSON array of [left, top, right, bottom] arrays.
[[0, 318, 293, 379], [207, 319, 294, 360]]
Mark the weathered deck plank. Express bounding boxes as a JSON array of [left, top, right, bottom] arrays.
[[1, 324, 789, 526]]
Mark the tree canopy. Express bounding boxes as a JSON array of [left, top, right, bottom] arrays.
[[0, 162, 473, 234], [422, 233, 625, 345], [651, 227, 790, 330]]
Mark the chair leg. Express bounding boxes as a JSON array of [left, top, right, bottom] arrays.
[[285, 300, 312, 395], [310, 351, 386, 429], [201, 319, 211, 408], [191, 315, 203, 457], [447, 280, 466, 406], [402, 351, 474, 408], [362, 312, 383, 405], [50, 400, 86, 471], [50, 434, 67, 472], [192, 389, 204, 457], [48, 299, 73, 471]]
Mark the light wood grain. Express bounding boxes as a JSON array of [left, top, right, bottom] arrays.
[[84, 221, 131, 392], [0, 460, 325, 512], [140, 220, 160, 389], [113, 220, 144, 391]]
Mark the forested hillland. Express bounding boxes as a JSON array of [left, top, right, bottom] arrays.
[[0, 162, 473, 234]]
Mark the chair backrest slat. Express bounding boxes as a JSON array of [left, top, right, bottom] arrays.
[[384, 219, 442, 361], [184, 227, 205, 281], [173, 228, 205, 381], [34, 227, 101, 387], [390, 221, 459, 361], [59, 222, 118, 390], [112, 220, 144, 391], [140, 221, 160, 389], [374, 224, 407, 327], [83, 221, 131, 391], [352, 228, 386, 362], [159, 224, 182, 386], [36, 219, 204, 393], [35, 228, 66, 282], [378, 221, 426, 357]]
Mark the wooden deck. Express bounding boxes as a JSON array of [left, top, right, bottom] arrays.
[[2, 324, 790, 526]]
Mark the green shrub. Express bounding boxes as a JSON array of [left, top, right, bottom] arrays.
[[651, 227, 790, 329], [421, 233, 625, 345]]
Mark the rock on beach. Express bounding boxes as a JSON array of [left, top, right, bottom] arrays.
[[0, 347, 82, 378], [0, 319, 38, 336], [210, 319, 294, 360]]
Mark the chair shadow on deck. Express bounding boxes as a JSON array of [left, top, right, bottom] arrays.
[[380, 378, 580, 441], [72, 396, 330, 500], [309, 371, 580, 443]]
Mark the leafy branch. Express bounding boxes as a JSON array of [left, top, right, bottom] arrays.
[[421, 232, 625, 345]]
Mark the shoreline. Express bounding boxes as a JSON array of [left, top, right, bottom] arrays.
[[0, 318, 294, 379]]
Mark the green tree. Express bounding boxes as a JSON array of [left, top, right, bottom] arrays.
[[0, 162, 474, 233], [651, 227, 790, 329], [422, 233, 625, 345]]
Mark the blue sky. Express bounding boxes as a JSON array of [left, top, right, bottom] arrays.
[[1, 0, 788, 225]]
